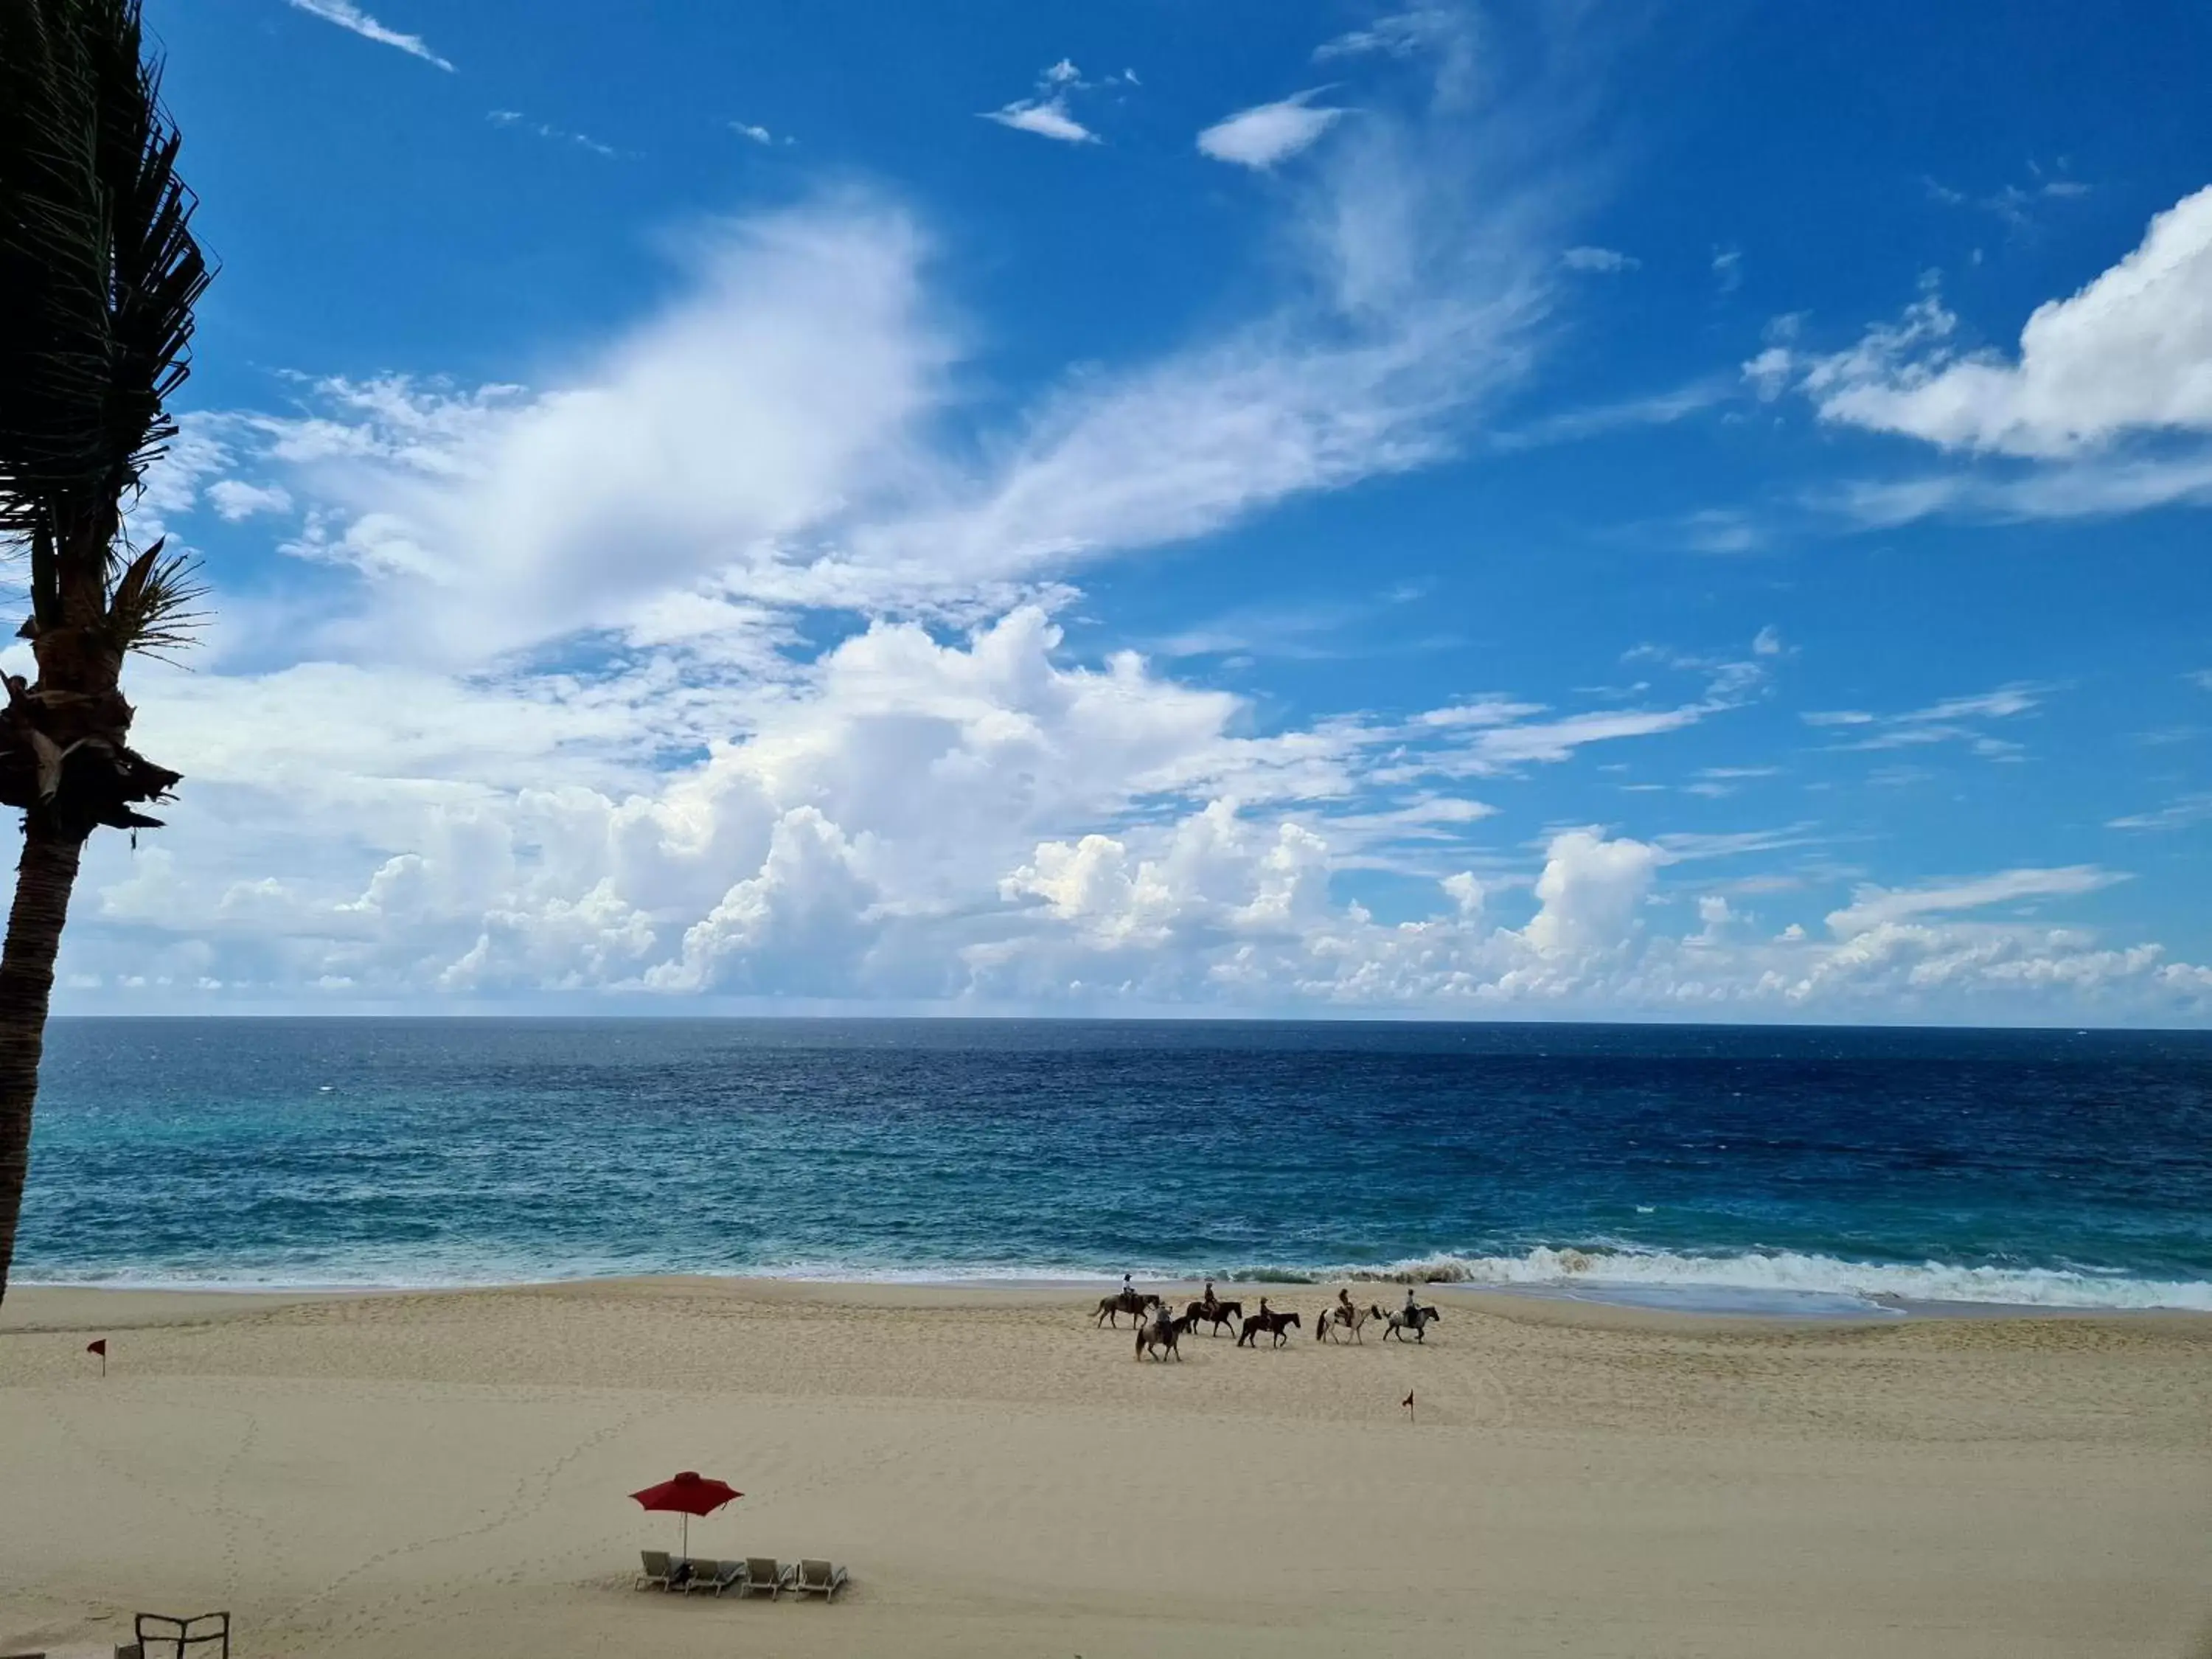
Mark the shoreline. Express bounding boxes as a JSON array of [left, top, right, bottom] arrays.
[[10, 1272, 2212, 1333], [18, 1242, 2209, 1317]]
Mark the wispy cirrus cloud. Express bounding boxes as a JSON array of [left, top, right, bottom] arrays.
[[2107, 793, 2212, 832], [1818, 451, 2212, 529], [1826, 866, 2124, 937], [285, 0, 453, 72], [1560, 245, 1638, 273], [1496, 378, 1733, 450], [1314, 7, 1477, 106], [1922, 166, 2090, 234], [488, 110, 616, 158], [157, 9, 1571, 671], [1806, 683, 2045, 758]]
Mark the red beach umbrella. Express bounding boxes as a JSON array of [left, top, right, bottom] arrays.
[[629, 1471, 741, 1559]]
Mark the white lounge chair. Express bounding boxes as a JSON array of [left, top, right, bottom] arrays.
[[737, 1557, 793, 1599], [686, 1559, 745, 1596], [635, 1549, 675, 1590], [790, 1558, 849, 1601]]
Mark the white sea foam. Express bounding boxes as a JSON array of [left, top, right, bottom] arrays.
[[1320, 1248, 2212, 1311]]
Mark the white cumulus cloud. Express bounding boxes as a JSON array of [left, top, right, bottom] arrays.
[[1520, 829, 1661, 956], [1787, 184, 2212, 458], [983, 59, 1104, 145], [206, 480, 293, 522], [983, 100, 1095, 145], [1197, 91, 1346, 170]]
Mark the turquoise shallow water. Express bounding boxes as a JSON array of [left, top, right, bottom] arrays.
[[17, 1018, 2212, 1311]]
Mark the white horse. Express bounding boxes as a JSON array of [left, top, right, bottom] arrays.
[[1372, 1302, 1442, 1343]]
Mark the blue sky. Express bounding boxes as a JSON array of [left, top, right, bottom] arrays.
[[43, 0, 2212, 1020]]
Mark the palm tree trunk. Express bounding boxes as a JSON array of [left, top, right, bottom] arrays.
[[0, 815, 86, 1305]]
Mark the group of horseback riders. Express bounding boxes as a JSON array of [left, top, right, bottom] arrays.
[[1109, 1273, 1441, 1359]]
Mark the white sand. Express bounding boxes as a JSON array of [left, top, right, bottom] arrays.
[[3, 1278, 2209, 1658]]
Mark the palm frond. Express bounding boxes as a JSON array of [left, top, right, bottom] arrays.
[[103, 538, 206, 659], [0, 0, 212, 620]]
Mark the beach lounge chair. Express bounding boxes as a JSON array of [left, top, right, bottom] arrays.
[[686, 1559, 744, 1596], [131, 1612, 229, 1658], [790, 1559, 849, 1601], [737, 1557, 793, 1599], [635, 1549, 675, 1590]]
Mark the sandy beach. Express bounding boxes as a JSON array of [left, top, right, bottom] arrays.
[[3, 1278, 2208, 1658]]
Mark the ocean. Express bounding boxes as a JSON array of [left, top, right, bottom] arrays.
[[15, 1018, 2212, 1314]]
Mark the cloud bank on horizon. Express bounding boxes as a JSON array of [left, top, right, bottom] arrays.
[[47, 1, 2212, 1021]]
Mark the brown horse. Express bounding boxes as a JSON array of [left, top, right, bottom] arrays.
[[1237, 1307, 1301, 1348], [1095, 1290, 1161, 1327], [1135, 1312, 1193, 1361], [1182, 1298, 1242, 1338]]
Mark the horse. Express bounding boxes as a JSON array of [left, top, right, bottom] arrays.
[[1135, 1312, 1193, 1362], [1316, 1302, 1372, 1343], [1371, 1302, 1442, 1343], [1095, 1290, 1161, 1328], [1237, 1307, 1301, 1348], [1182, 1298, 1243, 1338]]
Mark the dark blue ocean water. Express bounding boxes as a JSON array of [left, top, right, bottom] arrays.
[[15, 1019, 2212, 1311]]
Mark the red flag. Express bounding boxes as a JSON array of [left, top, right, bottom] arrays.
[[86, 1340, 106, 1356]]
